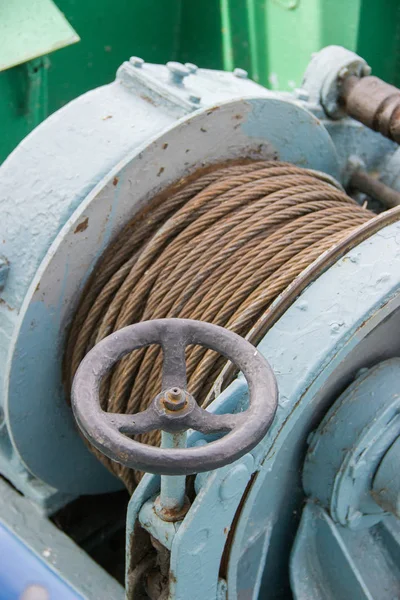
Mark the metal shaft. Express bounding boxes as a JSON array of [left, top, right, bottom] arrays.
[[350, 168, 400, 209], [159, 430, 187, 517], [341, 74, 400, 143]]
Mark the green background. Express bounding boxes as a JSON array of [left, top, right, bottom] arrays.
[[1, 0, 400, 163]]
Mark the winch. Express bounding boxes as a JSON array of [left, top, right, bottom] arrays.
[[1, 45, 400, 599]]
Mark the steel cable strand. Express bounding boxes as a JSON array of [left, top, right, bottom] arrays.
[[138, 210, 370, 418]]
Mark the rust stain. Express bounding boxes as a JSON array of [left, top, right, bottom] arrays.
[[0, 298, 14, 311], [224, 527, 229, 535], [206, 106, 220, 115], [102, 115, 113, 120], [113, 176, 119, 186], [141, 94, 156, 106], [169, 571, 177, 584], [74, 217, 89, 233], [162, 143, 169, 150]]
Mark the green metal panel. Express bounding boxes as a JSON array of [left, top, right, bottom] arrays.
[[47, 0, 182, 114], [2, 0, 400, 163], [357, 0, 400, 88], [0, 0, 182, 163], [178, 0, 224, 70], [265, 0, 362, 90], [220, 0, 400, 91]]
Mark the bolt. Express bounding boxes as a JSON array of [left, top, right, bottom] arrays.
[[362, 64, 372, 77], [163, 387, 187, 411], [167, 61, 190, 85], [185, 62, 198, 74], [129, 56, 144, 68], [294, 88, 309, 102], [189, 93, 201, 104], [220, 464, 250, 501], [325, 101, 337, 115], [338, 66, 350, 80], [347, 509, 364, 529], [233, 67, 248, 79]]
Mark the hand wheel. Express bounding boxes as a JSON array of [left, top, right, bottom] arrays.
[[72, 318, 278, 476]]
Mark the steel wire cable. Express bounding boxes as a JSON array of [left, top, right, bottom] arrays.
[[65, 160, 374, 492]]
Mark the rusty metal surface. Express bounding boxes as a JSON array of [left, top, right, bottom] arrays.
[[72, 318, 278, 476], [350, 168, 400, 208], [341, 74, 400, 143]]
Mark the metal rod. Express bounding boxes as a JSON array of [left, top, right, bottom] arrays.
[[350, 169, 400, 209], [340, 74, 400, 143], [159, 430, 187, 514]]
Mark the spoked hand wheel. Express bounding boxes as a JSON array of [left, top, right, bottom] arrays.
[[71, 318, 278, 477]]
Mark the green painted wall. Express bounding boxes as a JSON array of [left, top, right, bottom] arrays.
[[2, 0, 400, 163]]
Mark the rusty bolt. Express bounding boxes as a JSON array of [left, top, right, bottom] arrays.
[[163, 387, 187, 411]]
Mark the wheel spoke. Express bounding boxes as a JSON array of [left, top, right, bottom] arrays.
[[105, 408, 162, 436], [160, 327, 187, 390], [185, 404, 245, 434]]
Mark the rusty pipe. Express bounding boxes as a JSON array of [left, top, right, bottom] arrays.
[[341, 75, 400, 143], [349, 168, 400, 209]]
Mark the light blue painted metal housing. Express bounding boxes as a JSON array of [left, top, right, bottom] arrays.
[[289, 359, 400, 598], [1, 47, 400, 599], [0, 56, 344, 509]]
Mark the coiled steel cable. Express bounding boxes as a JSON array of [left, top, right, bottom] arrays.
[[65, 161, 374, 492]]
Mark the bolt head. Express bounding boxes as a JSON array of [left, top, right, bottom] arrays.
[[189, 94, 201, 104], [167, 61, 190, 78], [294, 88, 309, 101], [233, 67, 248, 79], [362, 64, 372, 77], [338, 66, 350, 80], [185, 62, 198, 74], [129, 56, 144, 68]]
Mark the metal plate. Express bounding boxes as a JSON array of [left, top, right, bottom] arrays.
[[0, 0, 79, 72]]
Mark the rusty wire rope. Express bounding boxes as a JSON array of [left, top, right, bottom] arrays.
[[65, 161, 374, 493]]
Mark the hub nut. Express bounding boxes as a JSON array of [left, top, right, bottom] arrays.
[[163, 387, 187, 411]]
